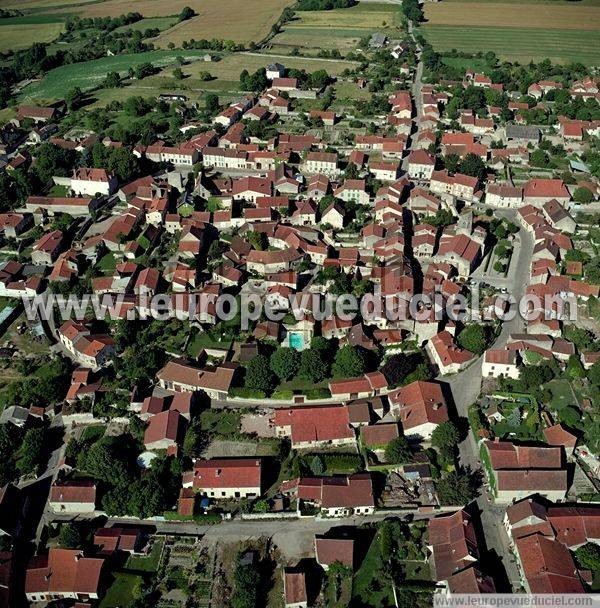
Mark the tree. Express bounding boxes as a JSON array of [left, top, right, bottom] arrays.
[[381, 352, 428, 387], [106, 147, 139, 182], [310, 455, 324, 475], [457, 324, 489, 355], [519, 364, 555, 389], [384, 436, 412, 463], [15, 427, 46, 475], [65, 86, 83, 111], [459, 153, 486, 180], [59, 523, 82, 549], [431, 421, 459, 451], [573, 186, 593, 204], [205, 92, 220, 114], [332, 345, 366, 378], [270, 347, 300, 381], [589, 360, 600, 387], [82, 436, 134, 486], [436, 470, 477, 505], [299, 349, 329, 382], [530, 149, 549, 168], [576, 543, 600, 572], [244, 354, 276, 393], [179, 6, 195, 21], [134, 62, 155, 79], [173, 67, 184, 80], [566, 354, 585, 379], [103, 71, 121, 88], [585, 256, 600, 285]]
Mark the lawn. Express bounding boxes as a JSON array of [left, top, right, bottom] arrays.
[[187, 331, 232, 357], [419, 24, 600, 65], [154, 0, 293, 46], [0, 22, 64, 53], [19, 49, 213, 102], [126, 539, 164, 573], [97, 252, 116, 275], [546, 379, 579, 410], [199, 410, 241, 436], [352, 530, 395, 607], [99, 572, 144, 608]]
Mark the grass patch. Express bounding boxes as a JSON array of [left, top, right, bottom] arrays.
[[352, 530, 395, 606], [125, 538, 164, 573], [99, 572, 143, 608], [97, 252, 116, 274], [546, 379, 579, 410], [199, 410, 241, 436]]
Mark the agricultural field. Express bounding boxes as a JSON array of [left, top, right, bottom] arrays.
[[269, 2, 403, 56], [154, 0, 293, 46], [0, 18, 65, 53], [421, 0, 600, 64], [18, 49, 213, 102]]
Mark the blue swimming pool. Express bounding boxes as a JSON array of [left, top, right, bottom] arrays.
[[289, 332, 304, 350]]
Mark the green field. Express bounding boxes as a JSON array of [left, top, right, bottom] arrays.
[[420, 25, 600, 65], [99, 572, 143, 608], [19, 49, 214, 101], [0, 21, 64, 52]]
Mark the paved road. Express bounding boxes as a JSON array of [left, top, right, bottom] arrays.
[[443, 208, 534, 588]]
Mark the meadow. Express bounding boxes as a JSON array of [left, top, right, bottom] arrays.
[[18, 49, 212, 102], [0, 21, 64, 52], [269, 2, 402, 55], [86, 52, 359, 107]]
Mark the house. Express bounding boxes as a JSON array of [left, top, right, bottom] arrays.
[[49, 480, 96, 514], [437, 231, 482, 277], [57, 320, 116, 369], [157, 360, 238, 400], [26, 195, 100, 216], [321, 203, 345, 229], [70, 167, 117, 197], [183, 458, 262, 499], [523, 179, 570, 206], [505, 125, 541, 145], [430, 170, 479, 202], [246, 248, 302, 275], [428, 509, 495, 593], [543, 424, 577, 457], [266, 63, 285, 80], [427, 331, 474, 375], [482, 348, 520, 379], [0, 213, 33, 238], [305, 152, 338, 176], [542, 199, 576, 234], [328, 371, 387, 401], [144, 409, 187, 452], [334, 179, 369, 205], [283, 568, 307, 608], [361, 422, 399, 447], [94, 527, 144, 555], [483, 439, 568, 502], [284, 474, 375, 516], [407, 150, 435, 180], [485, 183, 523, 208], [315, 535, 355, 570], [31, 230, 64, 266], [25, 549, 105, 603], [369, 161, 399, 182], [388, 381, 448, 440], [274, 405, 355, 449]]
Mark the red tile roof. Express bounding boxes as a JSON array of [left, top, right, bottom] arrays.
[[191, 458, 262, 490], [274, 405, 354, 444]]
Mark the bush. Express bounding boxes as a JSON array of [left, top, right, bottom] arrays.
[[305, 388, 331, 400], [229, 387, 266, 399]]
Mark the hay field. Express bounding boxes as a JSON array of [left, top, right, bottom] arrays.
[[154, 0, 293, 46], [0, 22, 65, 52], [424, 2, 600, 29], [270, 2, 401, 54]]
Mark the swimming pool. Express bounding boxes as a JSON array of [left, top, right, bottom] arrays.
[[288, 332, 304, 350]]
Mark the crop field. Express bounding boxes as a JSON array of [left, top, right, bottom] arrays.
[[18, 49, 211, 102], [1, 0, 96, 8], [0, 21, 65, 52], [420, 24, 600, 65], [269, 2, 402, 55], [153, 0, 293, 46], [114, 16, 178, 32]]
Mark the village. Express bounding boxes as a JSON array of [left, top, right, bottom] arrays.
[[0, 0, 599, 606]]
